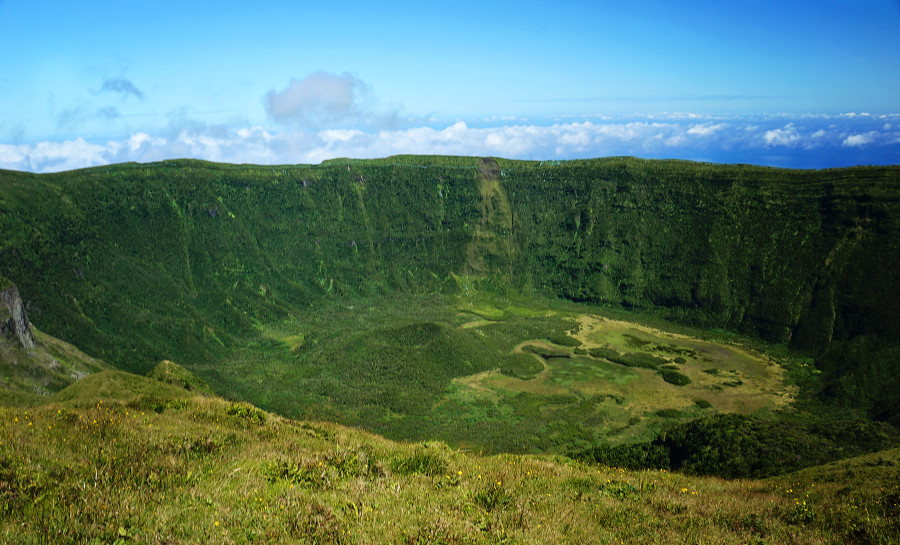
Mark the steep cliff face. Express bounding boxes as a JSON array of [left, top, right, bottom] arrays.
[[502, 161, 900, 349], [0, 282, 35, 350]]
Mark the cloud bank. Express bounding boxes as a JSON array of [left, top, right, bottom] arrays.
[[2, 114, 899, 173], [0, 113, 900, 172], [5, 72, 896, 172]]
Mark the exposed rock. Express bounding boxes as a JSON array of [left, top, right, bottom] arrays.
[[0, 283, 35, 350]]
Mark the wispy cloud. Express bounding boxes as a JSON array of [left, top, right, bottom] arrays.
[[100, 77, 146, 100], [3, 114, 899, 173], [56, 107, 84, 130], [97, 106, 120, 119], [265, 71, 399, 129]]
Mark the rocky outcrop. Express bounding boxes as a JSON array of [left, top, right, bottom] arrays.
[[1, 283, 35, 350]]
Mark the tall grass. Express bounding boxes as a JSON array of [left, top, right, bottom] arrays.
[[2, 390, 897, 544]]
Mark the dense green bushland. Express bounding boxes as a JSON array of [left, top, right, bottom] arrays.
[[575, 413, 900, 478], [1, 157, 899, 428]]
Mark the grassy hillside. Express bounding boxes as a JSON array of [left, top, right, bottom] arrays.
[[1, 315, 108, 399], [2, 373, 897, 544], [1, 157, 899, 438]]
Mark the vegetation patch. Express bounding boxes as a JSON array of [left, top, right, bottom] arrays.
[[658, 369, 691, 386], [498, 353, 544, 380], [521, 343, 570, 359], [472, 481, 511, 511], [147, 359, 212, 394], [576, 414, 900, 478], [429, 306, 794, 452], [547, 333, 581, 347], [281, 334, 305, 351], [588, 346, 668, 369], [226, 403, 267, 425], [654, 408, 684, 419], [389, 445, 448, 476]]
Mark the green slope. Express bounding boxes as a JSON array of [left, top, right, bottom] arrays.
[[1, 157, 899, 431], [2, 375, 898, 545]]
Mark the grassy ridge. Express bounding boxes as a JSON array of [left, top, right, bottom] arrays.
[[1, 157, 899, 427], [2, 374, 898, 544]]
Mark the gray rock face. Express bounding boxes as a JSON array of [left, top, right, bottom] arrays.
[[0, 285, 35, 350]]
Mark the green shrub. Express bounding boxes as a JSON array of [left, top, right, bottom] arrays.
[[390, 447, 447, 476], [523, 344, 570, 358], [655, 408, 683, 418], [574, 443, 670, 471], [266, 448, 381, 489], [498, 353, 544, 380], [576, 414, 900, 479], [133, 396, 189, 413], [327, 448, 382, 479], [472, 482, 510, 511], [588, 347, 667, 369], [226, 403, 267, 425], [265, 459, 329, 489], [547, 333, 581, 347], [659, 369, 691, 386]]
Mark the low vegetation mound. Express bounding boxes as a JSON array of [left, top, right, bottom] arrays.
[[147, 359, 212, 394]]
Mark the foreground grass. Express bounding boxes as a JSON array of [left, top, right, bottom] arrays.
[[2, 376, 898, 544]]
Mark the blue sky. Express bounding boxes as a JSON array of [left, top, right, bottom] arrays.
[[1, 0, 899, 172]]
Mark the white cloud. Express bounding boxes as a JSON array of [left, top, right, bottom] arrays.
[[687, 123, 726, 137], [0, 143, 28, 166], [265, 71, 398, 129], [3, 138, 108, 172], [764, 123, 801, 147], [842, 132, 876, 147], [128, 132, 165, 152]]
